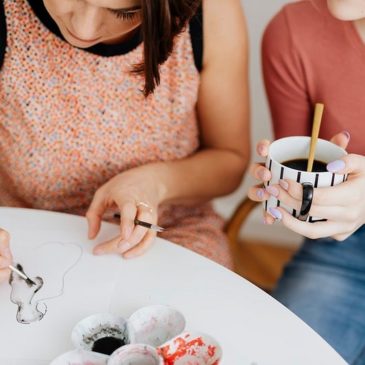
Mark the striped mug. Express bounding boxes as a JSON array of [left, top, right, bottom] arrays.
[[265, 136, 347, 222]]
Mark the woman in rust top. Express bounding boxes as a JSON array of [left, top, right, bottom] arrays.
[[250, 0, 365, 363]]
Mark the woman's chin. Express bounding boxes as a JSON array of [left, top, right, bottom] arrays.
[[58, 26, 102, 48], [327, 0, 365, 21], [66, 39, 98, 48]]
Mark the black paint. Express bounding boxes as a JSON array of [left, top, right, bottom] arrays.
[[15, 264, 36, 287], [282, 159, 327, 172], [91, 336, 125, 355]]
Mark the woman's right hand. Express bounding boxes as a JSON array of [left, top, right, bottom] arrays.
[[0, 229, 12, 283], [247, 139, 275, 224], [248, 132, 351, 225]]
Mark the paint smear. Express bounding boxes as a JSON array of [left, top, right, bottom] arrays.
[[158, 332, 221, 365], [9, 242, 82, 324], [9, 264, 46, 324]]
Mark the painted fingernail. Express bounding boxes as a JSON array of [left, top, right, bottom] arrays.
[[269, 208, 282, 220], [343, 131, 351, 141], [279, 179, 289, 191], [256, 189, 265, 200], [266, 186, 279, 197], [327, 160, 346, 173]]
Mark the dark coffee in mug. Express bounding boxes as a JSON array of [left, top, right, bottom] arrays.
[[282, 159, 327, 172]]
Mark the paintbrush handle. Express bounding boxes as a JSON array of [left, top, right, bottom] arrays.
[[8, 264, 28, 280], [134, 219, 165, 233], [113, 214, 165, 233]]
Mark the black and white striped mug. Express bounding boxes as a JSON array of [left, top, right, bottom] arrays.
[[265, 136, 347, 222]]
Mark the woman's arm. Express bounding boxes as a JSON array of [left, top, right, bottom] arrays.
[[87, 0, 250, 257], [158, 0, 250, 203], [262, 8, 311, 138]]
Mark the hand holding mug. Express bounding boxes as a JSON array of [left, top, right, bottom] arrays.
[[249, 132, 365, 241]]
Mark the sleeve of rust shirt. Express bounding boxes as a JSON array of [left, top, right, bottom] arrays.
[[261, 0, 365, 157], [262, 4, 312, 139]]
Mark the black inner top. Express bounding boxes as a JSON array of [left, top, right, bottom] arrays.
[[0, 0, 203, 71]]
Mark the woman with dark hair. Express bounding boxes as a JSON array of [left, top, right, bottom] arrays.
[[0, 0, 249, 279]]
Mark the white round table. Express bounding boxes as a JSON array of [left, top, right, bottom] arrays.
[[0, 208, 346, 365]]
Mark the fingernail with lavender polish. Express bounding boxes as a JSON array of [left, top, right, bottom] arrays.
[[327, 160, 346, 173], [279, 179, 289, 191], [269, 208, 282, 220], [256, 189, 265, 200], [266, 186, 279, 197]]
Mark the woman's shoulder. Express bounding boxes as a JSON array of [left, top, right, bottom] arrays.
[[264, 0, 337, 53], [202, 0, 248, 69]]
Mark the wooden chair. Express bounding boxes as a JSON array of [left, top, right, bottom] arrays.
[[225, 197, 296, 292]]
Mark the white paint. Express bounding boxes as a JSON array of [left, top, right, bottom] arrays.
[[50, 349, 108, 365], [71, 313, 127, 351], [127, 305, 185, 347], [108, 345, 162, 365]]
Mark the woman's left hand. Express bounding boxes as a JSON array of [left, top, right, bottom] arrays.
[[86, 164, 166, 259], [267, 154, 365, 241]]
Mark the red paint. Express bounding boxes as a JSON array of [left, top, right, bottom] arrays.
[[208, 345, 216, 357], [158, 336, 218, 364]]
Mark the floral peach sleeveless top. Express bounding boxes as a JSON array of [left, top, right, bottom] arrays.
[[0, 0, 232, 268]]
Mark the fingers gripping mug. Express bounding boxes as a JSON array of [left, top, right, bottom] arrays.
[[265, 136, 347, 222]]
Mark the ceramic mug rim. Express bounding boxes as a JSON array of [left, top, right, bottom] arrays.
[[268, 136, 347, 175]]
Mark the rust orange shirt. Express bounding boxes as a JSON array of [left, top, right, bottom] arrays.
[[262, 0, 365, 155]]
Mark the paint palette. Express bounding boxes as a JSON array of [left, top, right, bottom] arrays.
[[51, 304, 222, 365]]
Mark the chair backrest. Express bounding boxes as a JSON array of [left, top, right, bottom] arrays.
[[224, 197, 259, 252], [224, 197, 296, 291]]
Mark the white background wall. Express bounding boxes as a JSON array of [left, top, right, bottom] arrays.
[[214, 0, 301, 246]]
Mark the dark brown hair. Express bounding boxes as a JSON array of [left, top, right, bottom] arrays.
[[136, 0, 201, 96]]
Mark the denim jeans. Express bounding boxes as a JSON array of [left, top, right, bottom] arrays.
[[273, 225, 365, 365]]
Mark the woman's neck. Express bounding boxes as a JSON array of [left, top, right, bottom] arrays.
[[354, 18, 365, 43]]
